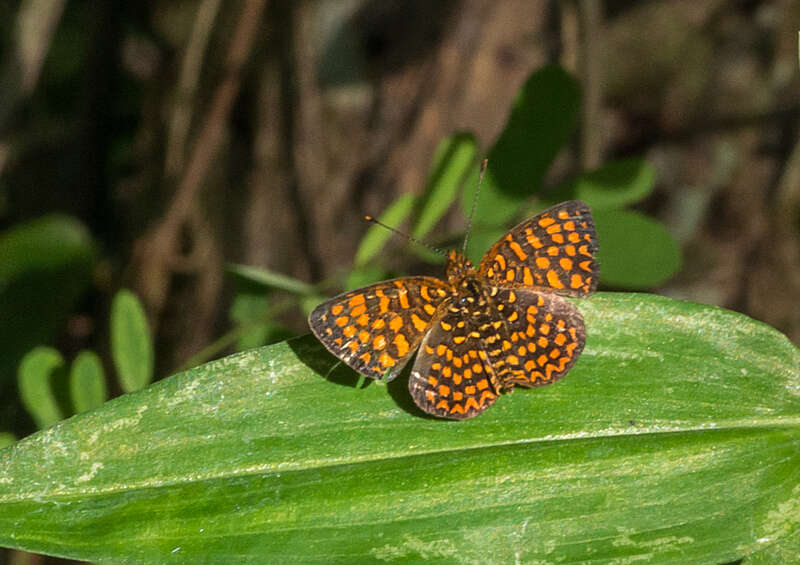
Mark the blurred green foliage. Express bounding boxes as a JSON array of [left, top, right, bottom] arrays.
[[593, 209, 681, 288], [354, 192, 417, 268], [69, 350, 107, 414], [111, 289, 154, 393], [14, 289, 152, 434], [411, 133, 477, 240], [18, 346, 67, 429], [0, 215, 95, 392]]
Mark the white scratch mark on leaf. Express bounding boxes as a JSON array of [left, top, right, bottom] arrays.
[[762, 483, 800, 540], [76, 462, 104, 483], [372, 535, 482, 564]]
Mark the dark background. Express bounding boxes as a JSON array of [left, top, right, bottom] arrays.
[[0, 1, 798, 562]]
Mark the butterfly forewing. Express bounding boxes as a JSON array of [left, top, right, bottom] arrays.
[[479, 200, 598, 296], [309, 277, 450, 380]]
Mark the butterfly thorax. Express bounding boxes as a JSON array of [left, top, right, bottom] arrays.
[[445, 250, 489, 313]]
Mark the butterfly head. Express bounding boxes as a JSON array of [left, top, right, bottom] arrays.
[[445, 250, 476, 285]]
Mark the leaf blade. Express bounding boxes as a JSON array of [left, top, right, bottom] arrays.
[[594, 209, 682, 288], [226, 264, 317, 296], [70, 350, 108, 413], [110, 289, 154, 393], [17, 346, 65, 429], [412, 133, 477, 240]]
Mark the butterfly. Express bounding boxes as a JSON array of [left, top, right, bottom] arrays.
[[309, 200, 598, 419]]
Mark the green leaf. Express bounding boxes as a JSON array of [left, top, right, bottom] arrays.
[[230, 292, 273, 350], [412, 133, 477, 240], [459, 164, 522, 227], [69, 350, 108, 414], [343, 264, 389, 291], [0, 294, 798, 564], [0, 433, 14, 449], [354, 193, 416, 267], [111, 289, 154, 393], [0, 215, 94, 389], [0, 214, 93, 285], [299, 294, 327, 317], [228, 293, 293, 351], [463, 65, 581, 225], [227, 264, 316, 296], [594, 209, 681, 288], [17, 346, 66, 429], [545, 158, 656, 210]]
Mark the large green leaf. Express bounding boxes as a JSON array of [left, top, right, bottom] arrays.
[[0, 293, 798, 564]]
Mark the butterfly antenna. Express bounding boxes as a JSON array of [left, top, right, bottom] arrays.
[[364, 216, 448, 257], [462, 158, 488, 254]]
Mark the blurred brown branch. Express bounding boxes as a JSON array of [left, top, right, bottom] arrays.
[[0, 0, 65, 181], [131, 0, 268, 328], [165, 0, 225, 179], [0, 0, 66, 129]]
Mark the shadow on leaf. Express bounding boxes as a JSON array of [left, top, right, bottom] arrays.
[[289, 335, 439, 418], [385, 357, 442, 420], [287, 334, 366, 389]]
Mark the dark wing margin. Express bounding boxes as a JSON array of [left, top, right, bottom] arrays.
[[308, 277, 450, 380], [479, 200, 598, 297]]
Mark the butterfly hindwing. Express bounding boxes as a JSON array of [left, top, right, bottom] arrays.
[[408, 310, 500, 419], [483, 287, 587, 388]]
